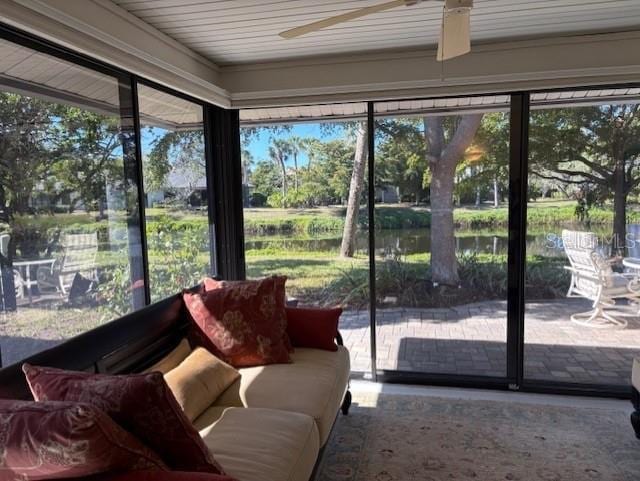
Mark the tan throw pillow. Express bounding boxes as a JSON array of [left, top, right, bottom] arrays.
[[164, 347, 240, 422], [143, 338, 192, 374]]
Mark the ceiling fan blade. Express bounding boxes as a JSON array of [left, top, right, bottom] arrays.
[[436, 8, 471, 61], [279, 0, 409, 39]]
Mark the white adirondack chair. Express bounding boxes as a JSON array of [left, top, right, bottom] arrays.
[[563, 229, 639, 328], [37, 233, 99, 296]]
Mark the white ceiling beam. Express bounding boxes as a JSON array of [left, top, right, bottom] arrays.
[[224, 30, 640, 108]]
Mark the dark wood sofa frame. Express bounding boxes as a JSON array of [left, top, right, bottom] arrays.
[[0, 291, 352, 479]]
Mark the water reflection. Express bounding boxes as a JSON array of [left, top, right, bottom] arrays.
[[244, 228, 578, 257]]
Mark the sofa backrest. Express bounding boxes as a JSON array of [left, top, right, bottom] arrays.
[[0, 293, 191, 400]]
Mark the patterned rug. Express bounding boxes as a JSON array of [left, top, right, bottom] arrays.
[[316, 392, 640, 481]]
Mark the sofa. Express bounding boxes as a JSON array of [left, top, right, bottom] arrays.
[[0, 289, 352, 481]]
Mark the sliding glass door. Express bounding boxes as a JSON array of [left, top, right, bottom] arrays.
[[372, 97, 510, 378], [238, 104, 372, 375], [524, 89, 640, 388]]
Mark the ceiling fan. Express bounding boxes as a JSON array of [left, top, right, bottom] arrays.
[[279, 0, 474, 61]]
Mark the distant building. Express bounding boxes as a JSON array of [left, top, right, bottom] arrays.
[[147, 170, 207, 207]]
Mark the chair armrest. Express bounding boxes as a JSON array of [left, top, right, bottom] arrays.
[[563, 266, 601, 282]]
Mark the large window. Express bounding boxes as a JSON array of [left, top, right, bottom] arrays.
[[240, 104, 371, 374], [0, 37, 144, 366], [524, 89, 640, 387], [373, 97, 510, 377], [138, 84, 213, 301]]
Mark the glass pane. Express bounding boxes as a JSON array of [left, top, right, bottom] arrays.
[[0, 38, 145, 367], [524, 88, 640, 386], [373, 96, 510, 376], [240, 103, 371, 374], [138, 84, 212, 302]]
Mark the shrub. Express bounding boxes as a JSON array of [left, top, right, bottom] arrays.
[[249, 192, 268, 207], [320, 253, 569, 308]]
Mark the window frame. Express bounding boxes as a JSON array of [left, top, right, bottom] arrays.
[[0, 22, 235, 367]]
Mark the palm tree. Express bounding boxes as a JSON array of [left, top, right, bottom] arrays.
[[268, 138, 291, 206], [287, 136, 308, 191]]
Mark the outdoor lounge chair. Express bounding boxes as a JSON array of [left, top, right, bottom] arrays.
[[562, 229, 639, 328], [37, 232, 99, 297]]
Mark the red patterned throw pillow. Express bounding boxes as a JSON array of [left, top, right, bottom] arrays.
[[202, 276, 293, 353], [0, 399, 166, 480], [285, 306, 342, 351], [22, 365, 225, 475], [184, 276, 290, 367]]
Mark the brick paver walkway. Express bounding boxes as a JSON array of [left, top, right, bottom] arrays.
[[341, 298, 640, 386]]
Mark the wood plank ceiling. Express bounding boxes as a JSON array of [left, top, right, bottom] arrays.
[[0, 37, 201, 128], [111, 0, 640, 65]]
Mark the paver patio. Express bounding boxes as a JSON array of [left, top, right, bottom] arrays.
[[341, 298, 640, 386]]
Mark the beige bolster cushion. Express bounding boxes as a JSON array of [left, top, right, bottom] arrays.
[[165, 347, 240, 422], [143, 338, 192, 374]]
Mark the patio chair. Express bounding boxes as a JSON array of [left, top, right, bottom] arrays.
[[37, 232, 99, 296], [563, 229, 639, 328]]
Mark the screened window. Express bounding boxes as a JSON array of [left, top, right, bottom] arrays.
[[138, 84, 213, 301], [0, 37, 145, 366]]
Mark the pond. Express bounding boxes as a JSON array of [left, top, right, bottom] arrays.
[[244, 228, 582, 258]]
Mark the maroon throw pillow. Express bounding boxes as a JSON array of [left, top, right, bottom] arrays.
[[202, 276, 293, 353], [83, 470, 238, 481], [22, 365, 225, 475], [184, 276, 291, 367], [0, 399, 166, 480], [285, 306, 342, 351]]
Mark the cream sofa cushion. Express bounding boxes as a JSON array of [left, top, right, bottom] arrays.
[[633, 358, 640, 390], [164, 347, 240, 422], [196, 407, 319, 481], [143, 338, 192, 374], [215, 346, 350, 445]]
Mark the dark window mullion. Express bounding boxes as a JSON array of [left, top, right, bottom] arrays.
[[367, 101, 378, 381], [506, 92, 530, 386], [126, 76, 151, 309], [203, 105, 218, 277], [209, 107, 245, 280]]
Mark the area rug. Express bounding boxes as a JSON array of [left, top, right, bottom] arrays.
[[316, 392, 640, 481]]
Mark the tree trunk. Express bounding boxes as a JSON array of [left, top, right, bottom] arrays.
[[430, 158, 459, 285], [425, 114, 483, 286], [279, 157, 287, 207], [293, 153, 299, 191], [475, 186, 481, 206], [493, 175, 499, 208], [340, 122, 368, 258], [613, 157, 626, 255]]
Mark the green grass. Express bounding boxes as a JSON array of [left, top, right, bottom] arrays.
[[244, 202, 640, 235], [12, 202, 638, 243]]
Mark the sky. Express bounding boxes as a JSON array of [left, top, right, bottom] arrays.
[[242, 123, 345, 168]]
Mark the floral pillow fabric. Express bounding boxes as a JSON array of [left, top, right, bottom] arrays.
[[0, 399, 166, 480], [201, 276, 292, 353], [22, 365, 225, 475], [184, 276, 291, 367]]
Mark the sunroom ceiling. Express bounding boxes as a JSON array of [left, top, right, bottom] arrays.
[[0, 38, 200, 129], [111, 0, 640, 65]]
